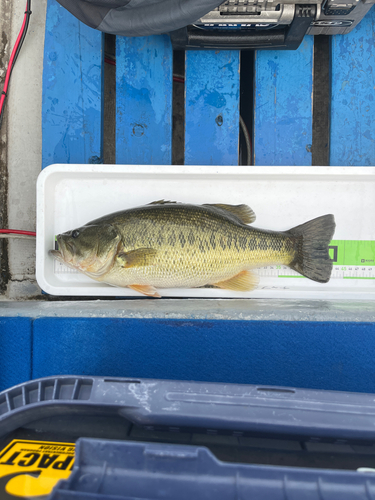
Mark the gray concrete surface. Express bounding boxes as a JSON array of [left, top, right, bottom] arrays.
[[0, 299, 374, 322], [2, 0, 47, 299], [0, 0, 12, 296]]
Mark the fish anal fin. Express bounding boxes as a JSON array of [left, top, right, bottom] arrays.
[[117, 248, 157, 268], [129, 284, 161, 298], [204, 204, 256, 224], [213, 270, 259, 292]]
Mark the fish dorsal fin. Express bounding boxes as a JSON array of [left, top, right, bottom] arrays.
[[147, 200, 178, 205], [212, 270, 259, 292], [117, 248, 157, 268], [146, 201, 256, 224], [204, 204, 256, 224]]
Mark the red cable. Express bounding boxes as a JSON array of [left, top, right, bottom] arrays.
[[0, 1, 29, 117], [0, 229, 36, 236], [173, 76, 185, 84], [104, 57, 116, 66]]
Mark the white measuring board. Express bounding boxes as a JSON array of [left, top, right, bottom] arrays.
[[36, 165, 375, 299]]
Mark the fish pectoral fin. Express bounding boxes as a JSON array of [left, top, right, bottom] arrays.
[[203, 204, 256, 224], [212, 270, 259, 292], [129, 284, 161, 298], [117, 248, 158, 268]]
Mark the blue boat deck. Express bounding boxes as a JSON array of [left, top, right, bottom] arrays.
[[0, 1, 374, 394], [42, 1, 375, 167]]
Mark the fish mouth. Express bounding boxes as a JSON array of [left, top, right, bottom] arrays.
[[49, 248, 68, 265], [49, 249, 62, 259], [49, 235, 63, 261], [49, 241, 79, 273], [49, 236, 74, 264]]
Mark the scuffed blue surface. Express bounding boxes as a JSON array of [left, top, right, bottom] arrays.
[[116, 36, 172, 165], [28, 317, 375, 394], [42, 1, 103, 169], [185, 51, 240, 165], [0, 318, 32, 392], [254, 37, 314, 165], [330, 6, 375, 165]]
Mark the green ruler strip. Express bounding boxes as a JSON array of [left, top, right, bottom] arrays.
[[329, 240, 375, 280], [277, 240, 375, 279], [329, 240, 375, 266]]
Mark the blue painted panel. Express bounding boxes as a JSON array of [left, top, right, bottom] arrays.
[[33, 318, 375, 393], [254, 36, 314, 165], [42, 0, 104, 169], [185, 51, 240, 165], [116, 36, 172, 165], [0, 318, 32, 392], [330, 7, 375, 166]]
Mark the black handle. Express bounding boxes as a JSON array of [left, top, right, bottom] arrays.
[[169, 5, 316, 50]]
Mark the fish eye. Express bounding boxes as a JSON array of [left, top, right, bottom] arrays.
[[71, 230, 80, 239]]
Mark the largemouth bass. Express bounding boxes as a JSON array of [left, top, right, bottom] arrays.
[[50, 201, 335, 297]]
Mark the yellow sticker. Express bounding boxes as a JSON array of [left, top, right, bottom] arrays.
[[0, 440, 75, 499]]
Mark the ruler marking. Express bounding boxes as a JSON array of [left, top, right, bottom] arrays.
[[278, 275, 306, 278], [263, 240, 375, 280], [343, 277, 375, 280]]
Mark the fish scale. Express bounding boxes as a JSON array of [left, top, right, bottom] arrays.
[[103, 205, 295, 289], [50, 202, 335, 296]]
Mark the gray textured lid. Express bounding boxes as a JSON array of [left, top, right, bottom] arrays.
[[57, 0, 224, 36]]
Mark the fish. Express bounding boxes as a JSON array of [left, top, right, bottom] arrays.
[[49, 201, 336, 297]]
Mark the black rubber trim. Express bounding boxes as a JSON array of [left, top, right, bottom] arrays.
[[169, 5, 316, 50], [312, 35, 331, 166]]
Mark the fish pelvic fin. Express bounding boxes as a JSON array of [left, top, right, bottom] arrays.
[[129, 284, 161, 298], [288, 214, 336, 283], [212, 270, 259, 292], [117, 248, 158, 268]]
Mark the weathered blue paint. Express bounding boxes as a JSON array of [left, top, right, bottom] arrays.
[[42, 0, 104, 169], [330, 7, 375, 166], [185, 51, 240, 165], [0, 318, 32, 392], [116, 36, 172, 165], [254, 36, 314, 165], [31, 317, 375, 393]]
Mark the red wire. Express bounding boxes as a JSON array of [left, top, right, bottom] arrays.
[[173, 76, 185, 84], [0, 229, 36, 236], [104, 57, 116, 66], [0, 1, 29, 116]]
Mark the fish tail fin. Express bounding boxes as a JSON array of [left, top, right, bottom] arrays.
[[287, 214, 336, 283]]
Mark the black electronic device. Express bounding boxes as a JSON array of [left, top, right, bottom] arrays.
[[57, 0, 374, 50]]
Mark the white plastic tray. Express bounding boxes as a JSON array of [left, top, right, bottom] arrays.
[[36, 165, 375, 299]]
